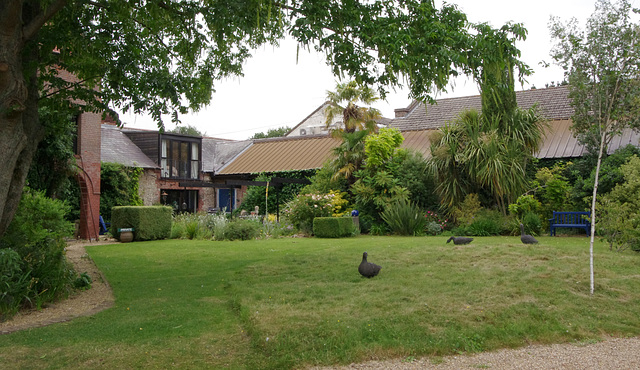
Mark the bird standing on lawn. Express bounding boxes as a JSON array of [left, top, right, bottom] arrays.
[[446, 236, 474, 245], [520, 224, 539, 244], [358, 252, 382, 278]]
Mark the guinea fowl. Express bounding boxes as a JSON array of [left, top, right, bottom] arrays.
[[520, 224, 539, 244], [446, 236, 474, 245], [358, 252, 382, 278]]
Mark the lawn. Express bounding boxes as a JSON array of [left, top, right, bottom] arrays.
[[1, 235, 639, 369]]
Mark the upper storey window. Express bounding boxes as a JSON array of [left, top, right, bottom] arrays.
[[160, 136, 200, 179]]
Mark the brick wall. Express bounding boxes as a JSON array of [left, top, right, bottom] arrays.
[[51, 66, 103, 240], [76, 111, 101, 240]]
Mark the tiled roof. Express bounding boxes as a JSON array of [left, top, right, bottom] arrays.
[[216, 135, 340, 175], [100, 125, 158, 168], [391, 85, 573, 131], [401, 123, 640, 160]]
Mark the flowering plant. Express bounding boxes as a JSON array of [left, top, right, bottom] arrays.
[[424, 210, 449, 234], [283, 190, 349, 233]]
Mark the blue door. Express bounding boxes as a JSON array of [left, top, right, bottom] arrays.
[[218, 188, 235, 212]]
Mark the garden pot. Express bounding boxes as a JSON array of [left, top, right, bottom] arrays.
[[119, 228, 134, 243], [120, 231, 133, 243]]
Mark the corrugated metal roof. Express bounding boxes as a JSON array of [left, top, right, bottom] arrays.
[[217, 135, 340, 175], [101, 125, 158, 168], [400, 130, 431, 157], [213, 120, 640, 175], [391, 85, 573, 131]]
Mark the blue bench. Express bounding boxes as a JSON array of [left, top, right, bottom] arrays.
[[99, 216, 110, 235], [549, 211, 591, 236]]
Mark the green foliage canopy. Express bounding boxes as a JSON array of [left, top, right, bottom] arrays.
[[550, 0, 640, 155], [169, 125, 205, 137], [1, 0, 533, 235], [251, 126, 292, 139]]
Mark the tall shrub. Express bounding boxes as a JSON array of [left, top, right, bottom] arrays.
[[352, 128, 410, 225], [283, 191, 349, 234], [597, 155, 640, 251], [0, 188, 76, 316]]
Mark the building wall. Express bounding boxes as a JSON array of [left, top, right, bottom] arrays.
[[201, 173, 216, 211], [286, 104, 334, 137], [138, 169, 160, 206]]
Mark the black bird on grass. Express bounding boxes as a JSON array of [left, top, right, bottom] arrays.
[[520, 224, 539, 244], [358, 252, 382, 278], [446, 236, 474, 245]]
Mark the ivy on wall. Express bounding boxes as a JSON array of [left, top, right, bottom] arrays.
[[100, 162, 143, 221]]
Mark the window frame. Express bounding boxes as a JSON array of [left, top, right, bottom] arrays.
[[159, 134, 201, 180]]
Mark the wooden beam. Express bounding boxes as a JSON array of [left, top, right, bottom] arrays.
[[178, 181, 239, 188], [270, 177, 311, 185], [225, 180, 269, 187]]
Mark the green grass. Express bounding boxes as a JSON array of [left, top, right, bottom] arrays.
[[1, 236, 640, 369]]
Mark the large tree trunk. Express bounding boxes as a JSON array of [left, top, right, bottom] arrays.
[[0, 1, 46, 236]]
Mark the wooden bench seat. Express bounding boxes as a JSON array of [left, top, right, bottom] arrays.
[[549, 211, 590, 236]]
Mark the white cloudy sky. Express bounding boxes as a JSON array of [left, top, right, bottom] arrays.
[[119, 0, 618, 140]]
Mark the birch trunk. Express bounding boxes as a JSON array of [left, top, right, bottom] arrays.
[[589, 127, 607, 295]]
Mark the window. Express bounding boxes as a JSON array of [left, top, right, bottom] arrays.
[[191, 142, 199, 177], [160, 136, 201, 179]]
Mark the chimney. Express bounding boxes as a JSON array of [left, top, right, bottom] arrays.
[[394, 107, 410, 118]]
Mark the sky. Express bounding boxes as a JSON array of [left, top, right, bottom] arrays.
[[119, 0, 619, 140]]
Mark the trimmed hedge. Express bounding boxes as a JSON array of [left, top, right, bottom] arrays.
[[111, 206, 172, 241], [313, 217, 356, 238]]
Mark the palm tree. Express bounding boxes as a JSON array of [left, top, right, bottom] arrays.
[[324, 81, 382, 134], [429, 106, 545, 215], [324, 81, 382, 186], [429, 23, 547, 216], [328, 130, 368, 184]]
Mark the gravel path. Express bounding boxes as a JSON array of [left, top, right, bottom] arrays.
[[311, 337, 640, 369]]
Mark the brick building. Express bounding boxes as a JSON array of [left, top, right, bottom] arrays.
[[53, 69, 103, 240], [100, 124, 252, 215]]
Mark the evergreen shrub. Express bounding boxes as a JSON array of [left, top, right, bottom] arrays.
[[111, 206, 172, 241], [313, 217, 355, 238], [0, 188, 76, 318], [222, 220, 261, 241]]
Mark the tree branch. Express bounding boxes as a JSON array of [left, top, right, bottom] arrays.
[[22, 0, 69, 42], [39, 75, 102, 100]]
